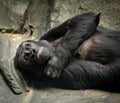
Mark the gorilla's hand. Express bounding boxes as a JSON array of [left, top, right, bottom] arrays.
[[44, 46, 70, 78], [44, 55, 63, 78]]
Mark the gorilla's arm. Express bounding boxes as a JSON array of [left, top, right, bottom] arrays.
[[45, 12, 100, 78], [40, 18, 71, 42], [60, 59, 120, 90]]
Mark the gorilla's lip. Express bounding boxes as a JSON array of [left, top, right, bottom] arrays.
[[37, 47, 44, 59]]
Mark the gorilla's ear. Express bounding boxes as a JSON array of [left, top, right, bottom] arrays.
[[95, 13, 101, 26]]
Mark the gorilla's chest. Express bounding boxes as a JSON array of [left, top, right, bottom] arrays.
[[76, 35, 120, 64]]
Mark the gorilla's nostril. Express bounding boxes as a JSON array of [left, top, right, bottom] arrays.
[[31, 49, 36, 55], [33, 49, 36, 53]]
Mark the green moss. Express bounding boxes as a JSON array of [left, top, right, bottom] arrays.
[[1, 29, 7, 33]]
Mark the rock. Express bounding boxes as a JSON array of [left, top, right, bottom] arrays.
[[84, 89, 111, 99], [0, 0, 28, 30], [49, 0, 120, 31], [0, 0, 119, 37], [0, 74, 28, 103]]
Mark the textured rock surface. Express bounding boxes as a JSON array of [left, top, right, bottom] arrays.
[[0, 0, 28, 30], [0, 74, 28, 103], [0, 0, 120, 37], [49, 0, 120, 31], [0, 0, 51, 37]]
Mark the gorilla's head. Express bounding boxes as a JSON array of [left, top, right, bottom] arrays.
[[14, 40, 54, 76]]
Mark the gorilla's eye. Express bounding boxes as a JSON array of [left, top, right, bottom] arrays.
[[25, 46, 30, 50], [25, 43, 31, 50]]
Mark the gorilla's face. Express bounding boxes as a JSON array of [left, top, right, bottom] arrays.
[[14, 40, 54, 72]]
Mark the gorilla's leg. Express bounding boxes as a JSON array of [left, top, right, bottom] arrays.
[[60, 59, 120, 91]]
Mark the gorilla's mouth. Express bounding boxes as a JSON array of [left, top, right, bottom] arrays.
[[37, 47, 44, 59]]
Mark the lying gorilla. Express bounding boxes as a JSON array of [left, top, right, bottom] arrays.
[[14, 12, 120, 91]]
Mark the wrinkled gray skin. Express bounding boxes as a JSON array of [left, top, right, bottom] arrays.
[[0, 34, 29, 94]]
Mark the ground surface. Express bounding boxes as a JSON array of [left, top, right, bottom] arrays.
[[0, 34, 120, 103]]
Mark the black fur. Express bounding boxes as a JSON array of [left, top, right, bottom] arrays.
[[43, 12, 100, 78], [14, 12, 120, 91]]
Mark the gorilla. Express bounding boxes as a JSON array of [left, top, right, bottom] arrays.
[[14, 12, 120, 91]]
